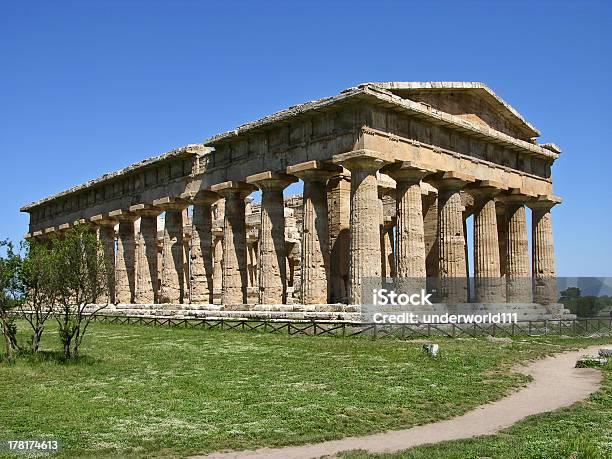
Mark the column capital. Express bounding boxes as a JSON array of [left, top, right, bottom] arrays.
[[466, 180, 508, 201], [90, 213, 118, 227], [109, 209, 139, 221], [181, 190, 220, 205], [152, 196, 189, 211], [426, 171, 475, 190], [286, 161, 343, 182], [381, 161, 437, 183], [129, 203, 161, 217], [246, 171, 297, 190], [332, 149, 392, 172], [210, 180, 256, 198], [497, 187, 538, 205], [527, 195, 562, 210]]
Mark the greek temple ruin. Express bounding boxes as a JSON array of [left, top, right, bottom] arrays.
[[20, 82, 572, 321]]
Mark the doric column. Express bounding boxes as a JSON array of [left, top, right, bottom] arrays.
[[129, 204, 161, 304], [333, 150, 391, 304], [382, 161, 434, 293], [109, 209, 138, 304], [188, 191, 219, 304], [467, 181, 506, 303], [499, 189, 534, 303], [247, 171, 297, 304], [427, 172, 475, 304], [210, 181, 255, 305], [496, 202, 508, 280], [528, 196, 561, 305], [422, 192, 439, 278], [90, 214, 117, 303], [380, 221, 395, 280], [287, 161, 342, 304], [153, 197, 189, 304], [327, 173, 351, 303], [212, 228, 223, 298], [246, 236, 258, 289]]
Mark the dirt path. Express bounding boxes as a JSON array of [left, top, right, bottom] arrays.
[[197, 345, 607, 459]]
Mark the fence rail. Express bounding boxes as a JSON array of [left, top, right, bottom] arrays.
[[64, 314, 612, 339]]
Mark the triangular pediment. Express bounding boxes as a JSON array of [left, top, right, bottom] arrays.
[[369, 82, 539, 141]]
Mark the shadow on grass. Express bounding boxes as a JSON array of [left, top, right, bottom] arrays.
[[1, 350, 100, 366]]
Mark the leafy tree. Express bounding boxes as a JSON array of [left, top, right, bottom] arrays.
[[0, 241, 24, 363], [18, 240, 58, 352], [53, 225, 111, 359], [559, 287, 612, 318]]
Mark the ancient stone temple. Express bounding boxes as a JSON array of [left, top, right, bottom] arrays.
[[21, 82, 570, 321]]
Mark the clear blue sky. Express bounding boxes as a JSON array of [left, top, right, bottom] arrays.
[[1, 0, 610, 276]]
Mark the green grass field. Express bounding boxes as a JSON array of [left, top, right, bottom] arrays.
[[341, 361, 612, 459], [0, 321, 610, 458]]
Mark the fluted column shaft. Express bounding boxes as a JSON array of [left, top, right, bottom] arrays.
[[299, 172, 333, 304], [113, 214, 137, 304], [380, 223, 395, 279], [470, 184, 504, 303], [223, 194, 247, 304], [212, 232, 223, 295], [326, 174, 351, 303], [382, 162, 433, 294], [397, 179, 426, 281], [503, 197, 532, 303], [190, 192, 218, 304], [349, 166, 381, 303], [430, 173, 474, 304], [247, 172, 296, 304], [211, 182, 255, 305], [159, 208, 186, 303], [530, 199, 559, 304], [259, 186, 286, 303], [97, 224, 116, 303], [136, 213, 159, 303], [333, 152, 389, 304]]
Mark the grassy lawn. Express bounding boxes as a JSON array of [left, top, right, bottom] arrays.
[[341, 358, 612, 459], [0, 321, 610, 458]]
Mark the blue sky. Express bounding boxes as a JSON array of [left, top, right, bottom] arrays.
[[1, 0, 610, 276]]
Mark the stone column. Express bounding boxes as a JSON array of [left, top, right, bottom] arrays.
[[90, 214, 117, 303], [427, 172, 475, 304], [496, 202, 508, 280], [287, 161, 341, 304], [327, 173, 351, 303], [129, 204, 161, 304], [382, 161, 434, 293], [380, 222, 395, 280], [212, 229, 223, 300], [467, 181, 506, 303], [153, 197, 188, 304], [109, 209, 138, 304], [499, 190, 534, 303], [189, 191, 219, 304], [423, 193, 439, 279], [528, 196, 561, 305], [247, 171, 297, 304], [210, 181, 255, 305], [333, 150, 391, 304]]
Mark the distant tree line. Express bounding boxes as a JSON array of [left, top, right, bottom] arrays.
[[559, 287, 612, 318], [0, 225, 111, 363]]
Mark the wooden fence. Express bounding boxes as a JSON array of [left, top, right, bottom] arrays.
[[78, 314, 612, 339]]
